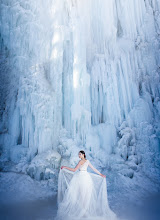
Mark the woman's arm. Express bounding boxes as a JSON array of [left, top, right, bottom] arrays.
[[61, 160, 82, 172], [88, 161, 106, 178]]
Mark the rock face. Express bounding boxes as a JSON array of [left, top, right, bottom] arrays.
[[0, 1, 160, 180]]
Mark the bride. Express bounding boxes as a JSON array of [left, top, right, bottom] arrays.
[[54, 150, 117, 220]]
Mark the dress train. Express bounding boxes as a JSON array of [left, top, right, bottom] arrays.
[[55, 159, 117, 220]]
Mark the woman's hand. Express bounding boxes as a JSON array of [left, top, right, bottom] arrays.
[[100, 173, 106, 178], [61, 166, 66, 169]]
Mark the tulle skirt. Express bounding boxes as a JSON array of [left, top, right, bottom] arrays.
[[54, 168, 117, 220]]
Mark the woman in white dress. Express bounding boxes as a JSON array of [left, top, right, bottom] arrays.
[[55, 150, 117, 220]]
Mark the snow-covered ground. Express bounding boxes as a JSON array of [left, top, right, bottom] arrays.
[[0, 165, 160, 220], [0, 0, 160, 219]]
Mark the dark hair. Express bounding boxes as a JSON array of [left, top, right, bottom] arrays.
[[79, 150, 86, 158]]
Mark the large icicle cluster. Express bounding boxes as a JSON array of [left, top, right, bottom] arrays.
[[0, 0, 160, 181]]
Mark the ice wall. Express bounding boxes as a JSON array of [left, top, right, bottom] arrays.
[[0, 0, 160, 178]]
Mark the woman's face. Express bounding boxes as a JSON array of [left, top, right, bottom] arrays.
[[78, 152, 84, 159]]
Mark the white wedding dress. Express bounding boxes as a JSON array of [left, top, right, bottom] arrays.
[[54, 159, 117, 220]]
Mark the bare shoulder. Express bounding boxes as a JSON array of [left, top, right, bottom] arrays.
[[78, 160, 83, 164], [78, 159, 89, 165], [78, 159, 88, 165]]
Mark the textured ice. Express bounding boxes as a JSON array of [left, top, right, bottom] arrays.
[[0, 0, 160, 201]]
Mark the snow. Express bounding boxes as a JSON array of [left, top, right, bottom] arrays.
[[26, 150, 61, 181], [0, 0, 160, 219]]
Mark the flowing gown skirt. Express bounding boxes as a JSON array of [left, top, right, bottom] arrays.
[[55, 168, 117, 220]]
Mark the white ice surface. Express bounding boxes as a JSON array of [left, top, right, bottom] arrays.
[[0, 1, 160, 219]]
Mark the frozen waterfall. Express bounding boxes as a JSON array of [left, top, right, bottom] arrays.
[[0, 0, 160, 186]]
